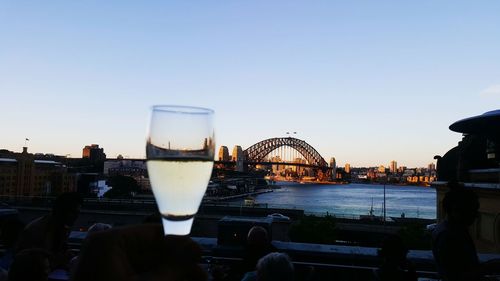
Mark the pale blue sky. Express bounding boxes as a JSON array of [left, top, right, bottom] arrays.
[[1, 1, 499, 167]]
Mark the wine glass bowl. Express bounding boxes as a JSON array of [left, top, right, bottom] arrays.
[[146, 105, 215, 235]]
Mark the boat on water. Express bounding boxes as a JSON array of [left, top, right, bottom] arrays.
[[358, 198, 394, 222], [359, 198, 381, 221]]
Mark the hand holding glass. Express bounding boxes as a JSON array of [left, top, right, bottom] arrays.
[[146, 105, 215, 235]]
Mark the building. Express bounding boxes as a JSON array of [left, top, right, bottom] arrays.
[[366, 168, 375, 180], [0, 148, 77, 197], [398, 166, 406, 173], [330, 157, 337, 180], [390, 161, 397, 173], [344, 163, 350, 173], [82, 144, 107, 173], [434, 110, 500, 253], [428, 163, 436, 171], [378, 165, 386, 173], [271, 156, 283, 174], [104, 159, 150, 190], [82, 144, 106, 161]]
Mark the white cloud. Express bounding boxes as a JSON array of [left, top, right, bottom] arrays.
[[480, 84, 500, 98]]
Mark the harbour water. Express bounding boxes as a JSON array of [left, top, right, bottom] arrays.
[[234, 182, 437, 219]]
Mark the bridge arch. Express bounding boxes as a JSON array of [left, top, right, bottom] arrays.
[[243, 137, 328, 167]]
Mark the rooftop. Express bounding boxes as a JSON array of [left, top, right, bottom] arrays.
[[449, 109, 500, 136]]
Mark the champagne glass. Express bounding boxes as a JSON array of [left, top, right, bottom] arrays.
[[146, 105, 215, 235]]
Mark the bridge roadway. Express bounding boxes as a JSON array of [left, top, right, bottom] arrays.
[[216, 161, 332, 170]]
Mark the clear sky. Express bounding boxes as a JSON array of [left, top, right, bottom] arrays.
[[1, 1, 499, 167]]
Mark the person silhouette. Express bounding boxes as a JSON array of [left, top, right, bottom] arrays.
[[255, 252, 294, 281], [8, 248, 51, 281], [71, 223, 207, 281], [215, 226, 276, 281], [242, 226, 276, 274], [69, 222, 113, 273], [432, 182, 480, 281], [373, 235, 416, 281], [237, 227, 277, 281], [16, 192, 82, 270], [0, 218, 25, 271]]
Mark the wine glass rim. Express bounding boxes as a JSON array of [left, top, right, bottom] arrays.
[[151, 105, 214, 115]]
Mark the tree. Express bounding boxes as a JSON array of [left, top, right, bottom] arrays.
[[104, 176, 140, 198]]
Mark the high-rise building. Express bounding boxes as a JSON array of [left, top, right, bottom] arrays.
[[330, 157, 337, 180], [329, 157, 336, 168], [428, 163, 436, 171], [344, 163, 351, 173], [82, 144, 106, 161], [390, 161, 397, 173], [270, 156, 282, 174]]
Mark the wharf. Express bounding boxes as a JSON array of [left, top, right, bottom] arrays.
[[203, 189, 273, 202]]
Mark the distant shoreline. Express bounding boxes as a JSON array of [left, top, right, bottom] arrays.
[[274, 180, 431, 187]]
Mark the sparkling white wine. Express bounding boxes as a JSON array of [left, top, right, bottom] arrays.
[[147, 158, 214, 221], [146, 105, 215, 235]]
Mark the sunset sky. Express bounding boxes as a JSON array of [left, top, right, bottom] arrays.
[[1, 1, 499, 167]]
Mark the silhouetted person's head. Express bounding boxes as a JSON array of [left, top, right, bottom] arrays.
[[256, 252, 294, 281], [247, 226, 269, 248], [378, 235, 408, 265], [52, 192, 82, 227], [8, 248, 51, 281], [443, 182, 479, 226]]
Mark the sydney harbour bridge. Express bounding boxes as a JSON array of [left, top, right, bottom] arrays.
[[215, 137, 336, 180]]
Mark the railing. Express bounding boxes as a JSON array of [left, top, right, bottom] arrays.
[[66, 232, 443, 281]]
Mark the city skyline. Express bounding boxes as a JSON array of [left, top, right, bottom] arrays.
[[1, 1, 499, 167], [3, 143, 435, 170]]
